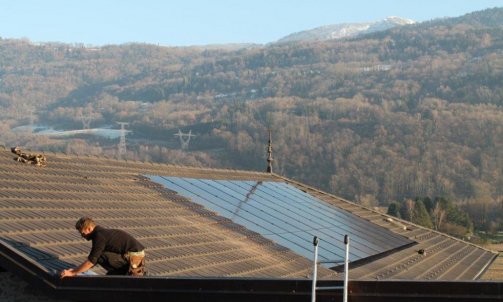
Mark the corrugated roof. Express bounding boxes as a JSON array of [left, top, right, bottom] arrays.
[[0, 147, 334, 279], [0, 146, 498, 282]]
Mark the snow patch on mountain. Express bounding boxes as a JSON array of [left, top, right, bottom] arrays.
[[276, 16, 415, 43]]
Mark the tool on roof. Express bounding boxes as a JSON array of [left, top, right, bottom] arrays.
[[11, 147, 47, 167]]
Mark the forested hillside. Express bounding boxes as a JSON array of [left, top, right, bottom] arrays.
[[1, 8, 502, 237]]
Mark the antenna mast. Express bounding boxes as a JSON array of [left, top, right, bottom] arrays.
[[266, 129, 273, 173]]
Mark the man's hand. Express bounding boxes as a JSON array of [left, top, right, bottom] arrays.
[[60, 269, 76, 279], [60, 260, 94, 278]]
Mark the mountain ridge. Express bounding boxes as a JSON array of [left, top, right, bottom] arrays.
[[275, 16, 415, 43]]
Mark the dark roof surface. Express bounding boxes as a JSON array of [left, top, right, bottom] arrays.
[[0, 146, 498, 281]]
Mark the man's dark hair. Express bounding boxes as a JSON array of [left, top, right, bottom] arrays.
[[75, 217, 96, 231]]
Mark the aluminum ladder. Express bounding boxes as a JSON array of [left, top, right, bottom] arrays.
[[311, 235, 349, 302]]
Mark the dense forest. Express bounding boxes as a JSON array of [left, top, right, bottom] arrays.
[[0, 8, 502, 240]]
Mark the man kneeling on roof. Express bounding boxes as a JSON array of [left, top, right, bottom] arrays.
[[60, 217, 146, 278]]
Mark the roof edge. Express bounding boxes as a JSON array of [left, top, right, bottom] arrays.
[[474, 252, 500, 280], [0, 238, 56, 290], [2, 235, 502, 301]]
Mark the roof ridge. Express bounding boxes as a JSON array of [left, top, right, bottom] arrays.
[[1, 148, 272, 177]]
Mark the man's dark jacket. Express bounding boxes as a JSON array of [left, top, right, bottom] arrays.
[[87, 225, 145, 265]]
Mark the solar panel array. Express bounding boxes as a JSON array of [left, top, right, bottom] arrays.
[[147, 176, 414, 264]]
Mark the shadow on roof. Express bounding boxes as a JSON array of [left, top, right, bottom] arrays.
[[1, 238, 76, 275]]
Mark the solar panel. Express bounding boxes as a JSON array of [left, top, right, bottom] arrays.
[[147, 176, 414, 265]]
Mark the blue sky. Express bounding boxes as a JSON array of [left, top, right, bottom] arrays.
[[1, 0, 502, 46]]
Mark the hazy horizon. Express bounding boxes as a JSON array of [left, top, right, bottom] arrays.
[[1, 0, 502, 47]]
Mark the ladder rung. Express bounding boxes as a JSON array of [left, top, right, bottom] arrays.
[[317, 260, 343, 264], [316, 286, 344, 291]]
